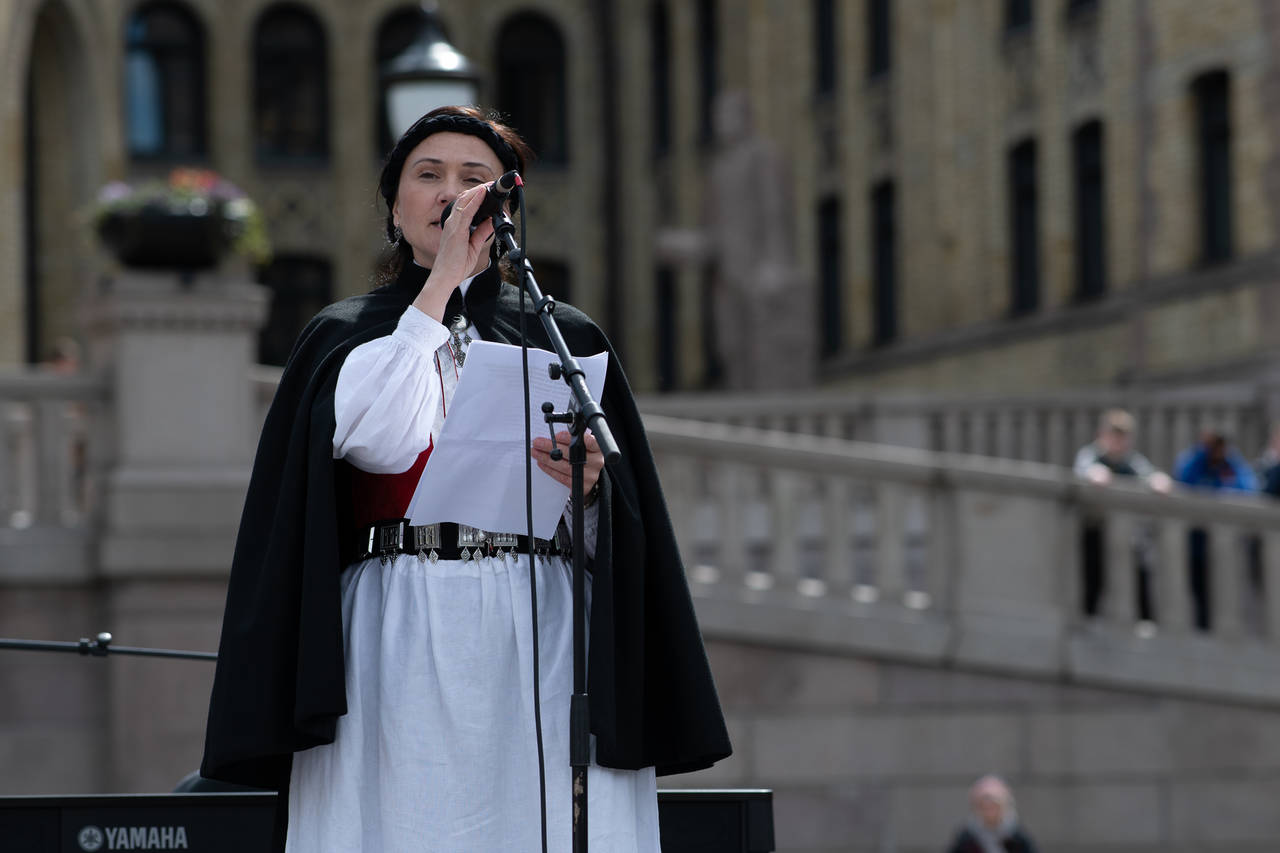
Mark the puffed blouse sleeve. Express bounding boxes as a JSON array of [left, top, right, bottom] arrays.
[[332, 305, 450, 474]]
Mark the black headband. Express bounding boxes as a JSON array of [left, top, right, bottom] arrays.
[[379, 113, 523, 215]]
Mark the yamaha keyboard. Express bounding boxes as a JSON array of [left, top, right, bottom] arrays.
[[0, 789, 774, 852]]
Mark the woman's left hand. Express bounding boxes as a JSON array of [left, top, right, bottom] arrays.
[[531, 429, 604, 497]]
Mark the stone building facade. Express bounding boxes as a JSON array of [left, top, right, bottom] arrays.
[[808, 0, 1280, 395], [2, 0, 611, 371], [4, 0, 1280, 393]]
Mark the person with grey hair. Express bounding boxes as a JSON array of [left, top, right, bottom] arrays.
[[946, 775, 1039, 853], [1074, 408, 1170, 622], [1072, 408, 1172, 493]]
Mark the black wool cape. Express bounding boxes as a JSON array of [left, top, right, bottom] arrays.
[[201, 262, 732, 788]]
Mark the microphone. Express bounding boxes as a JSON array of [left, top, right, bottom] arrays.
[[440, 170, 522, 231]]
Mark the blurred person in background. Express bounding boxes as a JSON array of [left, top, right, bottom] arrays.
[[1174, 428, 1257, 492], [1074, 408, 1173, 494], [44, 336, 81, 374], [947, 775, 1039, 853], [1074, 409, 1171, 622], [1175, 429, 1258, 630], [1257, 424, 1280, 499]]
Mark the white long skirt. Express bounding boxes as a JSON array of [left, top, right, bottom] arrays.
[[285, 551, 660, 852]]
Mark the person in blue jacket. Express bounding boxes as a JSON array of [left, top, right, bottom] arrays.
[[1174, 429, 1258, 492], [1174, 429, 1257, 630]]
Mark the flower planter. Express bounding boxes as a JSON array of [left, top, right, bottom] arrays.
[[97, 207, 231, 270]]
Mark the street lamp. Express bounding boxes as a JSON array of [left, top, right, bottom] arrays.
[[380, 3, 479, 141]]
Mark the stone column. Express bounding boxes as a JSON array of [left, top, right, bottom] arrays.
[[83, 269, 268, 791], [946, 468, 1071, 676]]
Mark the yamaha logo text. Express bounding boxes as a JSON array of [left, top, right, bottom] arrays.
[[78, 825, 190, 851]]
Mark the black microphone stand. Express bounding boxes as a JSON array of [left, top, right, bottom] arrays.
[[491, 208, 620, 853], [0, 632, 217, 661]]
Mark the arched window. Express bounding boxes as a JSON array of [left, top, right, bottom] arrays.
[[254, 3, 329, 162], [125, 1, 206, 159], [495, 12, 568, 164]]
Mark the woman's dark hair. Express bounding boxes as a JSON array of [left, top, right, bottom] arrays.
[[374, 105, 534, 286]]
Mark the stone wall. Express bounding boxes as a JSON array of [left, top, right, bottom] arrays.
[[676, 640, 1280, 853]]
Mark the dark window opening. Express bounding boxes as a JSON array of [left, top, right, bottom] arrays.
[[496, 12, 568, 165], [532, 259, 571, 306], [814, 0, 837, 95], [125, 1, 207, 159], [871, 181, 896, 346], [257, 256, 333, 367], [650, 2, 672, 156], [656, 267, 678, 391], [1194, 70, 1233, 265], [817, 196, 842, 356], [254, 4, 329, 163], [1009, 139, 1040, 316], [700, 266, 722, 387], [1073, 121, 1107, 302], [1066, 0, 1099, 21], [1006, 0, 1033, 31], [867, 0, 890, 78], [697, 0, 718, 145]]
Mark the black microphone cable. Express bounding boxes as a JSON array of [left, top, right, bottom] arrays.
[[512, 181, 551, 853]]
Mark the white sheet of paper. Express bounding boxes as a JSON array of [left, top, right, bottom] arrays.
[[406, 341, 609, 539]]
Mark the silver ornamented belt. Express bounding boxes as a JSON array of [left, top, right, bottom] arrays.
[[349, 518, 570, 565]]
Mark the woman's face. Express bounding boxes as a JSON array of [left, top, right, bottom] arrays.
[[975, 794, 1005, 830], [392, 131, 504, 271]]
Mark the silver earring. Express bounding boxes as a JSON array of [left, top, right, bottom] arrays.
[[392, 225, 403, 247]]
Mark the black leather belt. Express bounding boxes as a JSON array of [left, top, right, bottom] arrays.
[[348, 518, 570, 566]]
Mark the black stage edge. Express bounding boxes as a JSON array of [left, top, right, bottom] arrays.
[[0, 789, 774, 852]]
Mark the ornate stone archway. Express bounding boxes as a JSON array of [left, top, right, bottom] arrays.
[[2, 0, 112, 365]]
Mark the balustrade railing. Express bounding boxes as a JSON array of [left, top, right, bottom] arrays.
[[645, 414, 1280, 705], [0, 371, 110, 582], [0, 373, 109, 531], [639, 386, 1271, 473], [8, 364, 1280, 703]]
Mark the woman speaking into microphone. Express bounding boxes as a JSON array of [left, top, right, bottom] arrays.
[[200, 105, 731, 852]]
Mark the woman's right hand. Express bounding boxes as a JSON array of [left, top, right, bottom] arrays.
[[415, 183, 496, 321]]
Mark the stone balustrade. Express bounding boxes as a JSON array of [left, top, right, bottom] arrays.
[[639, 386, 1275, 473], [7, 367, 1280, 704], [0, 371, 109, 582], [645, 413, 1280, 707]]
